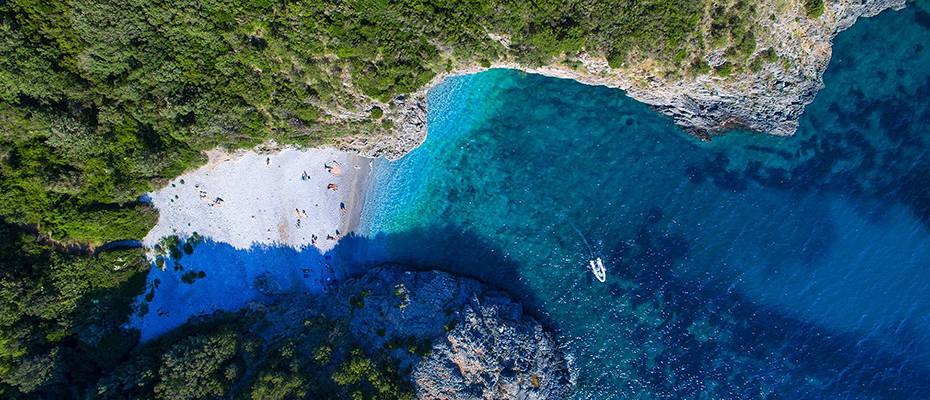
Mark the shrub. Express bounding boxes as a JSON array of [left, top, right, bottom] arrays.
[[805, 0, 826, 18]]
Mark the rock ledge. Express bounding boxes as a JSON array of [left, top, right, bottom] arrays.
[[322, 267, 575, 400], [337, 0, 905, 160]]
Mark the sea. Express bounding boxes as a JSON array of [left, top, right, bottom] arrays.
[[134, 4, 930, 398], [354, 5, 930, 399]]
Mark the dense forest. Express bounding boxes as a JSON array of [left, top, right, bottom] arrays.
[[1, 218, 415, 398], [0, 0, 806, 397], [0, 0, 766, 247]]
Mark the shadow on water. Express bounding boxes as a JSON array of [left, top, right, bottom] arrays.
[[136, 215, 930, 397], [135, 223, 555, 340], [332, 224, 555, 327], [598, 210, 930, 398]]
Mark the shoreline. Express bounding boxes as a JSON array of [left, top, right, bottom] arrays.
[[340, 153, 372, 237], [139, 0, 907, 254], [335, 0, 905, 161], [142, 146, 374, 254], [133, 146, 374, 340]]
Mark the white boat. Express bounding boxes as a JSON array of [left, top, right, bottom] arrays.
[[589, 257, 606, 282]]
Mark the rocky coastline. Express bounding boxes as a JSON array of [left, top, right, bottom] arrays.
[[318, 267, 575, 399], [336, 0, 905, 160]]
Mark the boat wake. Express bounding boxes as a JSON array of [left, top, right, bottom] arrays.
[[570, 221, 606, 283]]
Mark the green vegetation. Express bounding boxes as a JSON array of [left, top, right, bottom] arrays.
[[100, 313, 414, 400], [350, 289, 370, 309], [0, 216, 413, 398], [384, 336, 432, 358], [0, 1, 783, 397], [1, 0, 767, 247], [0, 220, 148, 396], [715, 62, 736, 77], [152, 331, 244, 399], [370, 106, 384, 120], [0, 237, 415, 400], [805, 0, 826, 18], [708, 0, 761, 76], [749, 48, 781, 72]]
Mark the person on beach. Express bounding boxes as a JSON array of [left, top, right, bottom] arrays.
[[325, 161, 343, 176]]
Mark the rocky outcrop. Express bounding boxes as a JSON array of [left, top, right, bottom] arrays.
[[626, 0, 906, 137], [321, 267, 575, 399], [333, 95, 427, 160], [412, 296, 573, 400], [337, 0, 905, 160]]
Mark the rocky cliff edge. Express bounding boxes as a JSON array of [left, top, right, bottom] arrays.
[[336, 0, 906, 160], [321, 267, 575, 400]]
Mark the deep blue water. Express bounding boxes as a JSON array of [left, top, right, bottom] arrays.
[[131, 4, 930, 398], [354, 5, 930, 399]]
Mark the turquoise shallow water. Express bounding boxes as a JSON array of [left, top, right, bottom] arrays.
[[356, 6, 930, 399], [131, 4, 930, 398]]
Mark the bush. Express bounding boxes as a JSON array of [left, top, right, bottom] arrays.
[[349, 290, 370, 309], [715, 62, 735, 77], [805, 0, 825, 18], [57, 205, 157, 245], [153, 331, 240, 400]]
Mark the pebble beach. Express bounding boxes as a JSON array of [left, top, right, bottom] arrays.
[[143, 147, 371, 252]]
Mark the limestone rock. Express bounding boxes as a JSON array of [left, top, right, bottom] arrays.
[[323, 267, 575, 399], [412, 296, 573, 400], [336, 0, 905, 159]]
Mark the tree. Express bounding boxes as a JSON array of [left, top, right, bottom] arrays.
[[153, 331, 240, 400]]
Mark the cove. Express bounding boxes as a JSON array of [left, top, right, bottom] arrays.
[[357, 5, 930, 399]]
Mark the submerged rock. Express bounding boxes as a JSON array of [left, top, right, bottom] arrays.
[[627, 0, 907, 138], [337, 0, 906, 159], [322, 267, 575, 399]]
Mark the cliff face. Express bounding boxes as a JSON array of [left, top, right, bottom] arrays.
[[336, 0, 905, 160], [627, 0, 906, 138], [412, 295, 573, 400], [321, 267, 575, 399]]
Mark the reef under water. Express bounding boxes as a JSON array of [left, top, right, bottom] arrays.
[[358, 6, 930, 399], [132, 5, 930, 398]]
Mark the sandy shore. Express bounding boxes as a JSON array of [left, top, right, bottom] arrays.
[[341, 154, 371, 236], [143, 147, 372, 253]]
